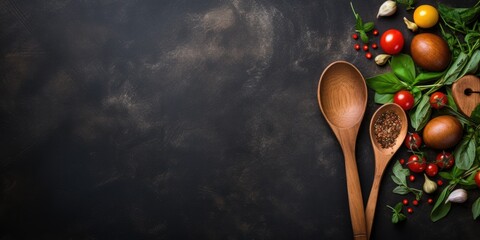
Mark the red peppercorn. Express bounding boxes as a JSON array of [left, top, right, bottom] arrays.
[[363, 44, 369, 51], [373, 29, 379, 36], [354, 44, 361, 51], [412, 199, 419, 206], [437, 179, 444, 186], [402, 199, 409, 205], [366, 52, 372, 59], [352, 33, 359, 40], [372, 43, 378, 49], [399, 159, 405, 165], [407, 207, 413, 214], [428, 198, 434, 204], [409, 175, 415, 182]]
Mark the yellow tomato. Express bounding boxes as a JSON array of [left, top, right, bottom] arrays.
[[413, 5, 439, 28]]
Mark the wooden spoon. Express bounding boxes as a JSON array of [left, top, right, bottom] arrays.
[[365, 103, 408, 239], [317, 61, 368, 240], [452, 75, 480, 117]]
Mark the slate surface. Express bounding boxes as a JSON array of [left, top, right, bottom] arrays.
[[0, 0, 479, 239]]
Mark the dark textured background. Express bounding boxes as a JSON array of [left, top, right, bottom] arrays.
[[0, 0, 479, 239]]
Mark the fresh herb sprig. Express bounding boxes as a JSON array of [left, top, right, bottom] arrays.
[[391, 161, 423, 200], [350, 2, 375, 43], [387, 202, 407, 223], [396, 0, 416, 11]]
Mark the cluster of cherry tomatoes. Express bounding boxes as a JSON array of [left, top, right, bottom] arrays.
[[351, 29, 380, 59]]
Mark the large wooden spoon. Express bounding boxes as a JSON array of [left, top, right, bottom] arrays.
[[317, 61, 368, 240], [365, 103, 408, 239]]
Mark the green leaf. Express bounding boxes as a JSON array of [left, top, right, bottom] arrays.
[[366, 72, 406, 94], [392, 161, 409, 180], [460, 49, 480, 76], [438, 171, 453, 180], [446, 87, 458, 111], [413, 71, 445, 85], [363, 22, 374, 32], [393, 186, 410, 195], [391, 175, 403, 185], [391, 54, 416, 84], [470, 104, 480, 125], [360, 31, 368, 44], [444, 52, 469, 85], [454, 136, 477, 170], [409, 95, 432, 131], [431, 187, 452, 222], [374, 92, 394, 104], [411, 87, 422, 108], [473, 197, 480, 220]]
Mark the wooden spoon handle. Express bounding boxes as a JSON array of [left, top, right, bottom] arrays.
[[342, 146, 368, 240], [365, 171, 382, 240]]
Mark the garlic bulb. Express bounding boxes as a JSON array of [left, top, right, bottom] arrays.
[[377, 0, 397, 18], [375, 54, 391, 66], [445, 189, 468, 204], [423, 174, 437, 194], [403, 17, 418, 32]]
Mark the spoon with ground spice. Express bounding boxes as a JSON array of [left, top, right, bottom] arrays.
[[365, 103, 408, 239]]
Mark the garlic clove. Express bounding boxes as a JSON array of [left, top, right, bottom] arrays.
[[423, 174, 437, 194], [403, 17, 418, 32], [445, 188, 468, 204], [377, 0, 397, 18], [374, 54, 391, 66]]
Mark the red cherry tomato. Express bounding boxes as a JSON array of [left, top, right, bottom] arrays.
[[366, 52, 372, 59], [427, 198, 434, 204], [425, 163, 439, 177], [402, 199, 409, 205], [475, 171, 480, 188], [352, 33, 359, 40], [435, 151, 455, 169], [429, 92, 448, 109], [404, 132, 422, 149], [399, 158, 405, 165], [407, 155, 427, 173], [437, 179, 444, 186], [409, 175, 416, 182], [394, 90, 415, 111], [354, 44, 361, 51], [371, 43, 378, 49], [380, 29, 405, 55], [407, 207, 413, 214], [363, 44, 369, 51], [373, 29, 379, 36], [412, 199, 419, 206]]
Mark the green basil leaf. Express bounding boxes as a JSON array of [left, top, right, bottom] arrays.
[[413, 71, 445, 85], [470, 104, 480, 125], [460, 49, 480, 76], [374, 92, 394, 104], [392, 213, 399, 224], [444, 52, 469, 85], [360, 31, 368, 44], [446, 86, 458, 111], [454, 136, 477, 170], [431, 187, 452, 222], [391, 175, 404, 185], [366, 72, 406, 94], [363, 22, 374, 32], [393, 186, 410, 195], [438, 171, 453, 180], [409, 95, 432, 131], [473, 197, 480, 220], [411, 86, 422, 108], [390, 54, 416, 84]]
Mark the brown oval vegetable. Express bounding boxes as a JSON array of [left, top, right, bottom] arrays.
[[423, 115, 463, 149], [410, 33, 451, 72]]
